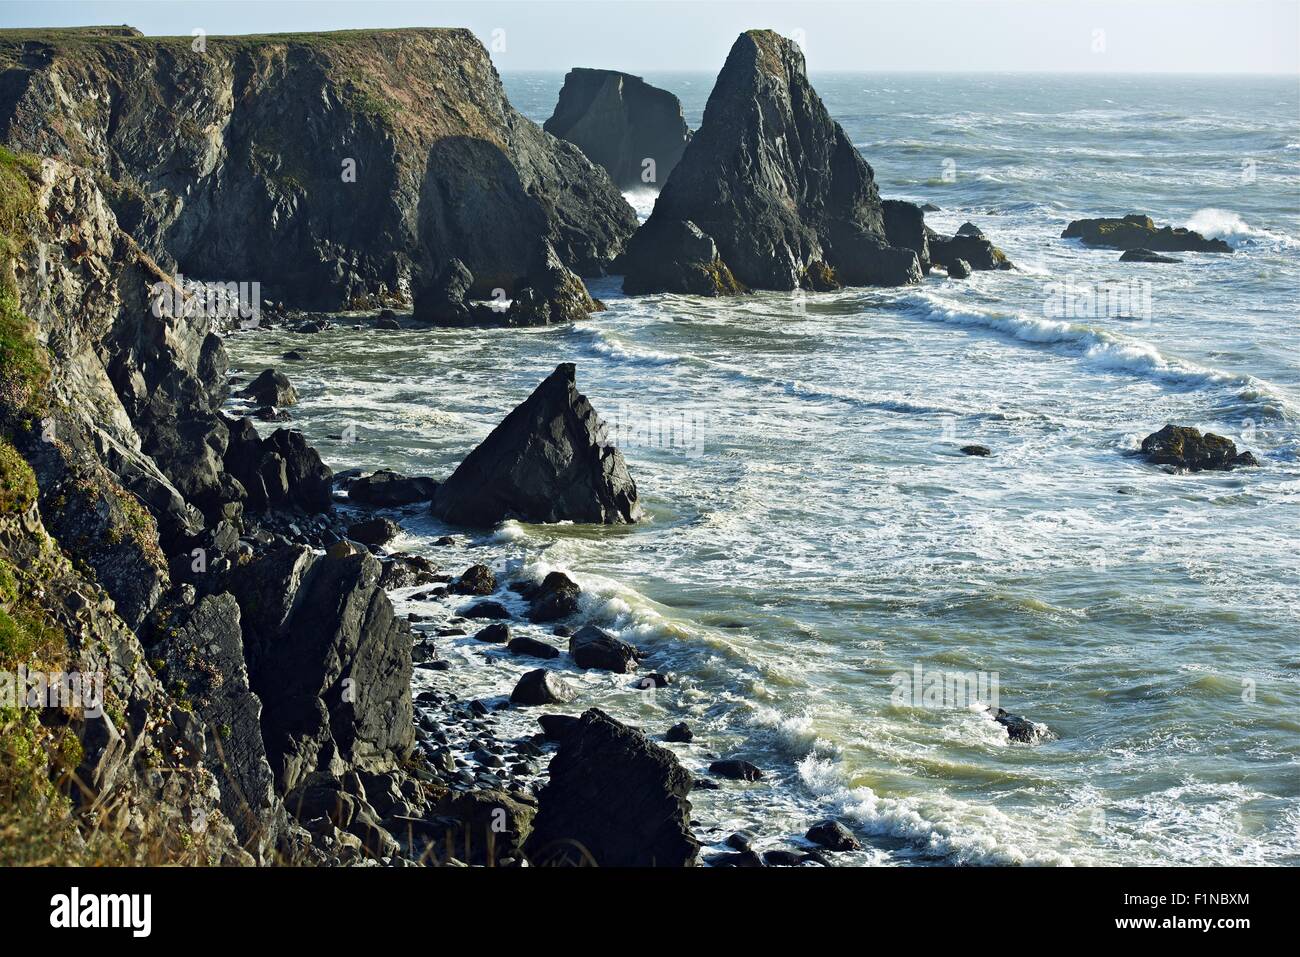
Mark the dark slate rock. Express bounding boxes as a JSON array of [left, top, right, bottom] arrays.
[[621, 31, 921, 293], [709, 759, 764, 781], [432, 364, 639, 526], [948, 258, 971, 279], [377, 553, 440, 589], [239, 368, 298, 407], [526, 570, 582, 623], [620, 217, 745, 296], [960, 444, 990, 457], [805, 819, 861, 852], [526, 709, 699, 866], [472, 623, 511, 643], [464, 600, 511, 621], [538, 713, 581, 742], [991, 707, 1039, 743], [508, 635, 561, 659], [347, 517, 401, 547], [569, 625, 640, 673], [1062, 214, 1231, 252], [544, 68, 692, 190], [929, 231, 1012, 271], [347, 469, 439, 505], [762, 849, 806, 867], [450, 563, 496, 595], [955, 221, 984, 238], [882, 199, 931, 274], [1140, 424, 1259, 472], [511, 668, 578, 706], [665, 721, 693, 743], [1120, 248, 1182, 263]]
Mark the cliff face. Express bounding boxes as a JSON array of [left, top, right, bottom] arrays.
[[543, 68, 691, 191], [0, 28, 637, 308], [621, 30, 921, 293]]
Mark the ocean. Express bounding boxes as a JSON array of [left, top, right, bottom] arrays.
[[225, 72, 1300, 865]]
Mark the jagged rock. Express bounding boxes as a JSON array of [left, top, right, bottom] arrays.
[[412, 259, 474, 325], [1120, 248, 1182, 263], [346, 517, 401, 547], [377, 553, 440, 589], [621, 30, 921, 293], [504, 242, 604, 327], [538, 713, 581, 742], [472, 623, 511, 643], [956, 221, 984, 238], [882, 200, 931, 274], [508, 635, 561, 659], [1139, 424, 1258, 472], [991, 707, 1040, 743], [511, 669, 578, 706], [805, 819, 861, 851], [1062, 214, 1231, 253], [346, 469, 438, 506], [620, 218, 745, 296], [948, 258, 972, 279], [929, 230, 1012, 271], [960, 444, 990, 456], [227, 546, 415, 792], [450, 563, 496, 595], [0, 28, 636, 308], [432, 364, 640, 526], [709, 759, 764, 781], [239, 369, 298, 407], [526, 571, 581, 623], [544, 68, 692, 190], [223, 419, 333, 514], [525, 709, 699, 866], [427, 789, 536, 866], [569, 625, 640, 673]]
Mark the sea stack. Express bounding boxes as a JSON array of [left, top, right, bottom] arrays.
[[431, 364, 640, 526], [620, 30, 922, 294], [544, 68, 692, 191]]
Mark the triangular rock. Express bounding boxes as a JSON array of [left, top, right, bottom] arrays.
[[432, 363, 639, 526]]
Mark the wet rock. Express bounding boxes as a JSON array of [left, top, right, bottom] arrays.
[[526, 570, 582, 623], [621, 31, 920, 292], [450, 563, 497, 595], [805, 819, 861, 852], [991, 707, 1042, 743], [251, 405, 291, 422], [511, 669, 578, 706], [1062, 214, 1231, 253], [947, 258, 971, 279], [239, 368, 298, 407], [726, 831, 755, 852], [709, 849, 765, 867], [692, 778, 721, 791], [472, 623, 511, 643], [882, 199, 931, 274], [413, 258, 474, 325], [1120, 248, 1183, 263], [508, 635, 561, 659], [432, 364, 640, 526], [377, 553, 440, 589], [665, 721, 693, 743], [347, 469, 439, 506], [956, 221, 984, 238], [504, 241, 605, 327], [1140, 424, 1259, 472], [960, 444, 990, 456], [347, 517, 401, 547], [570, 625, 640, 673], [929, 231, 1012, 271], [526, 709, 699, 866], [538, 713, 581, 743], [709, 759, 763, 781], [544, 68, 692, 190], [620, 218, 745, 296], [464, 600, 511, 620], [762, 849, 806, 867], [635, 672, 671, 689]]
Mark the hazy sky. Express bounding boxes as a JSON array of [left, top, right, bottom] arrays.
[[3, 0, 1298, 73]]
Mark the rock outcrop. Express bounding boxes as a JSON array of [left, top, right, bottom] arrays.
[[1120, 248, 1182, 264], [0, 28, 637, 309], [543, 68, 692, 191], [525, 709, 699, 866], [1062, 214, 1231, 253], [620, 30, 922, 294], [432, 363, 639, 526], [1139, 424, 1259, 472]]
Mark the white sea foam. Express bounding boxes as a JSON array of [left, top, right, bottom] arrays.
[[1186, 208, 1297, 248]]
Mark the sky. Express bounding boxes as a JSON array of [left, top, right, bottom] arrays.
[[2, 0, 1297, 73]]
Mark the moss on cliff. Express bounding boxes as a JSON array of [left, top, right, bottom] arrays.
[[0, 147, 49, 421]]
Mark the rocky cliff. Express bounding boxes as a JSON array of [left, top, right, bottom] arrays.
[[543, 68, 691, 191], [0, 27, 637, 309], [620, 30, 921, 294]]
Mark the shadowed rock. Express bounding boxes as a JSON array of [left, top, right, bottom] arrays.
[[526, 709, 699, 866], [432, 364, 639, 526], [1063, 214, 1231, 252], [1120, 248, 1182, 263], [622, 30, 921, 294], [544, 68, 692, 190]]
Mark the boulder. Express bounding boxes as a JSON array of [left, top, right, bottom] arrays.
[[929, 231, 1012, 271], [450, 563, 496, 595], [544, 68, 692, 190], [620, 218, 746, 296], [472, 623, 511, 643], [882, 200, 931, 274], [665, 721, 693, 743], [569, 625, 640, 673], [431, 364, 640, 526], [464, 601, 510, 620], [1120, 248, 1182, 263], [709, 759, 763, 781], [505, 242, 604, 327], [538, 713, 581, 742], [377, 553, 440, 589], [346, 517, 401, 547], [960, 444, 990, 456], [805, 819, 861, 852], [526, 571, 582, 623], [511, 669, 578, 706], [525, 709, 699, 866], [347, 469, 439, 506], [1062, 214, 1231, 252], [238, 369, 299, 407], [991, 707, 1039, 743], [427, 789, 536, 866], [620, 30, 921, 293], [1139, 424, 1259, 472], [948, 258, 972, 279], [508, 635, 561, 659], [956, 221, 984, 238]]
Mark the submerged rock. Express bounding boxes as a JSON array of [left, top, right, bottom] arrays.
[[991, 707, 1041, 743], [432, 364, 640, 526], [709, 758, 764, 781], [621, 30, 921, 294], [526, 571, 582, 623], [569, 624, 640, 673], [1120, 248, 1182, 263], [544, 68, 692, 190], [1139, 424, 1259, 472], [526, 709, 699, 866], [1062, 214, 1231, 253]]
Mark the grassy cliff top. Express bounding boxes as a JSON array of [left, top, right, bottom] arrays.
[[0, 25, 478, 51]]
